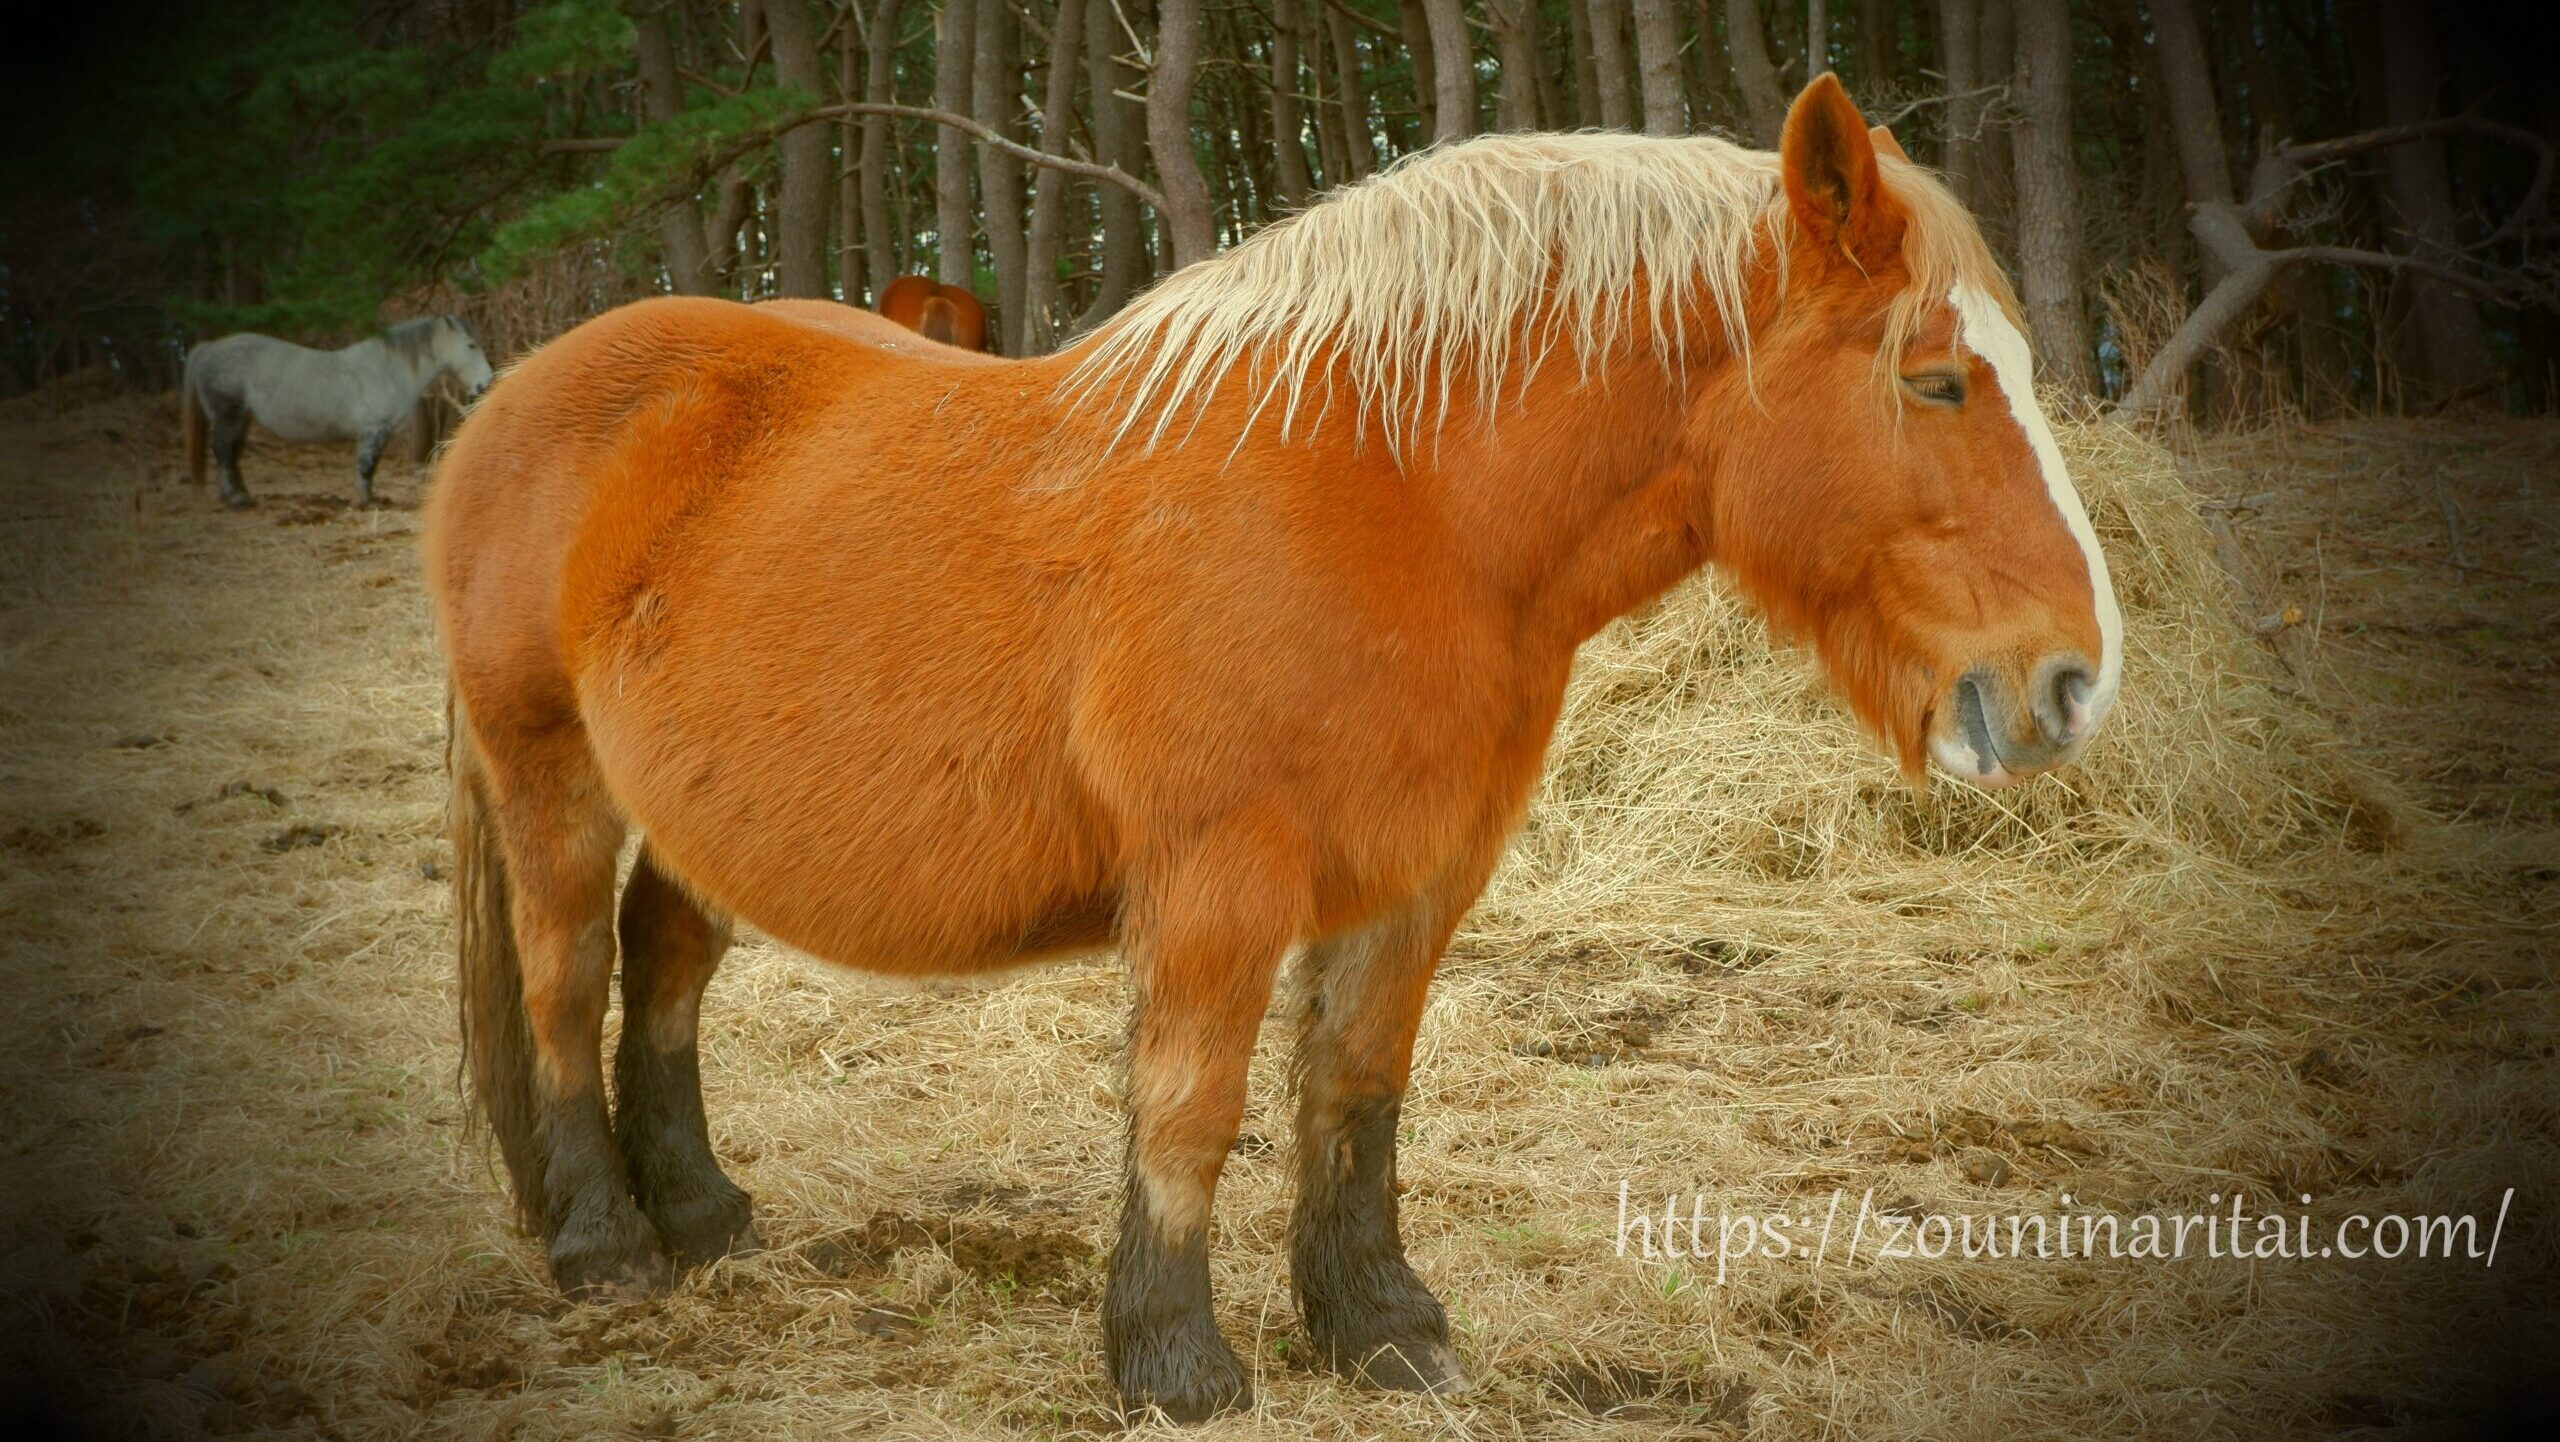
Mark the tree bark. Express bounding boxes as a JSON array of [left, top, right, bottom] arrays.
[[1858, 0, 1895, 88], [1024, 0, 1087, 349], [631, 5, 714, 295], [1399, 0, 1439, 142], [974, 0, 1029, 342], [1489, 0, 1543, 130], [1725, 0, 1786, 146], [2010, 0, 2091, 391], [1568, 0, 1603, 128], [1936, 0, 1980, 207], [1270, 0, 1315, 202], [838, 7, 866, 303], [862, 0, 906, 289], [1420, 0, 1479, 140], [1808, 0, 1827, 73], [1587, 0, 1639, 129], [934, 0, 979, 287], [2375, 0, 2497, 397], [1629, 0, 1688, 133], [1973, 0, 2015, 237], [1149, 0, 1218, 267], [1078, 0, 1150, 327], [1321, 4, 1378, 179], [765, 0, 831, 298], [2148, 0, 2233, 283]]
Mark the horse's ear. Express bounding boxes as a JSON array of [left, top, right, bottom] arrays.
[[1781, 75, 1905, 269], [1868, 124, 1911, 164]]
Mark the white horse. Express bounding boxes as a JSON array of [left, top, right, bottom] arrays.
[[182, 316, 495, 508]]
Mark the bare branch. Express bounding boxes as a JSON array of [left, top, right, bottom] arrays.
[[546, 102, 1169, 214]]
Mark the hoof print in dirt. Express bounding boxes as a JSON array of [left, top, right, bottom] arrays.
[[262, 822, 344, 852], [1548, 1361, 1752, 1425]]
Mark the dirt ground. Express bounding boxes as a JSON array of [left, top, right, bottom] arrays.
[[1, 395, 2553, 1441]]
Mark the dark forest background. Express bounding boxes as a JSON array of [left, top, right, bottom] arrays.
[[3, 0, 2554, 423]]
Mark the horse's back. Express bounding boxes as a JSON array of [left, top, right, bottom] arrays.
[[755, 298, 999, 363], [194, 331, 377, 441]]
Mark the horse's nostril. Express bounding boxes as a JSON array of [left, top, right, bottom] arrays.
[[2043, 662, 2095, 744]]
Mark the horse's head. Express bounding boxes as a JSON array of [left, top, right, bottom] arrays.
[[436, 316, 495, 400], [1705, 76, 2120, 790]]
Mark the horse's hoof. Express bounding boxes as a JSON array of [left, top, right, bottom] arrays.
[[1113, 1332, 1253, 1424], [1347, 1337, 1472, 1395], [646, 1185, 759, 1267], [220, 493, 257, 511], [550, 1217, 673, 1302]]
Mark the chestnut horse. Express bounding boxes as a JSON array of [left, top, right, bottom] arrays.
[[424, 78, 2119, 1422], [875, 273, 994, 351]]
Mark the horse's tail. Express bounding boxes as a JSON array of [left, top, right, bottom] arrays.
[[180, 359, 207, 487], [448, 688, 545, 1233]]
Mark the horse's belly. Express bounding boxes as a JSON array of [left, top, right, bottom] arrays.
[[251, 400, 354, 444], [578, 598, 1110, 977]]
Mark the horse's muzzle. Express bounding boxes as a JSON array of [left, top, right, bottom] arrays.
[[1929, 653, 2107, 789]]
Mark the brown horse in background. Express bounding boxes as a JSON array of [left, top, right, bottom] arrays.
[[422, 78, 2119, 1422], [875, 274, 994, 351]]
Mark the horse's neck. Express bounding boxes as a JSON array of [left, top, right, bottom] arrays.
[[1422, 349, 1708, 649]]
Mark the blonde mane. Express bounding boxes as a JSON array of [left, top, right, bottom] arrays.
[[1061, 129, 2013, 456]]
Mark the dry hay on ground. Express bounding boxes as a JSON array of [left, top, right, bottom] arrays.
[[0, 395, 2551, 1441]]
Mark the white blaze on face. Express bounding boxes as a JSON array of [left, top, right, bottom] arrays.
[[1949, 284, 2123, 735]]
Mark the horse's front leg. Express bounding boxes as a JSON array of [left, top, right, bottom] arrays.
[[1288, 894, 1472, 1394], [1106, 821, 1305, 1423], [353, 424, 391, 507]]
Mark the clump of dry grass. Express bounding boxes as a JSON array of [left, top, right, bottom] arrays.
[[0, 400, 2550, 1441]]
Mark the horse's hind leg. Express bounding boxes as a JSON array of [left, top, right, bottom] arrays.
[[612, 845, 758, 1266], [209, 404, 254, 509], [486, 735, 671, 1298], [1288, 893, 1472, 1394]]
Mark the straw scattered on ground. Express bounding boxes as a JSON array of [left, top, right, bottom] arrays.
[[0, 392, 2552, 1440]]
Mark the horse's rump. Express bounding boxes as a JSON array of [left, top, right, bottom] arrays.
[[429, 296, 1114, 974]]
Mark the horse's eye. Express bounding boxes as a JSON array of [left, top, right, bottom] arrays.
[[1902, 372, 1966, 407]]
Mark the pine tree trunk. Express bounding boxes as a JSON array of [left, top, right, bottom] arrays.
[[1858, 0, 1895, 87], [1629, 0, 1687, 133], [1489, 0, 1543, 130], [1149, 0, 1217, 266], [1321, 5, 1378, 179], [2376, 0, 2497, 399], [838, 10, 865, 304], [631, 6, 714, 295], [862, 0, 906, 290], [2010, 0, 2090, 391], [1689, 0, 1730, 133], [2147, 0, 2232, 287], [1024, 0, 1087, 349], [1587, 0, 1638, 128], [974, 0, 1029, 344], [1270, 0, 1315, 202], [1973, 0, 2014, 241], [765, 0, 831, 299], [1808, 0, 1828, 72], [934, 0, 979, 287], [1936, 0, 1980, 206], [1078, 0, 1149, 327], [1568, 0, 1603, 128], [1399, 0, 1439, 143], [1420, 0, 1478, 140], [1726, 0, 1786, 146]]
